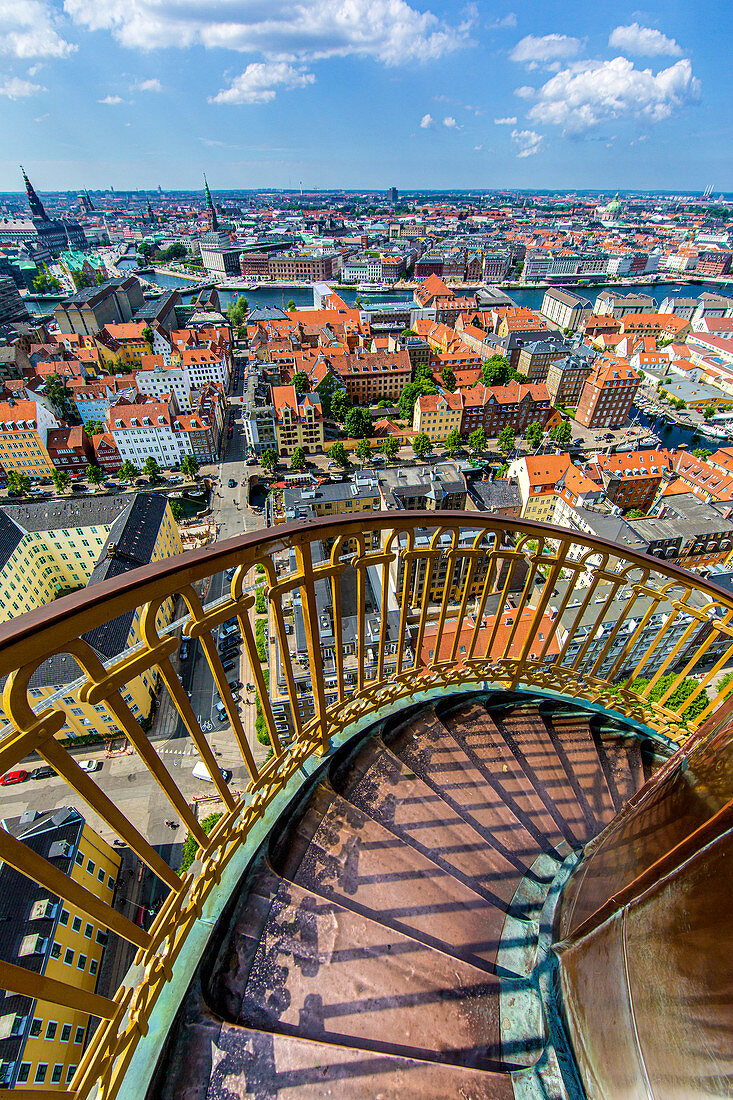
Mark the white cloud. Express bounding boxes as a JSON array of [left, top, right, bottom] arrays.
[[420, 112, 434, 128], [526, 56, 700, 133], [488, 13, 517, 29], [0, 0, 76, 59], [443, 115, 457, 127], [510, 33, 581, 67], [494, 115, 517, 124], [99, 94, 124, 104], [211, 62, 314, 105], [473, 143, 483, 149], [609, 23, 682, 58], [511, 128, 543, 157], [515, 85, 535, 99], [0, 75, 45, 98], [63, 0, 468, 65], [134, 77, 162, 92]]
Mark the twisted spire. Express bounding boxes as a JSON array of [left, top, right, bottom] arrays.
[[203, 173, 219, 231], [20, 166, 49, 222]]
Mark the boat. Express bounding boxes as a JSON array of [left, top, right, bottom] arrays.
[[703, 423, 731, 441], [356, 282, 391, 294]]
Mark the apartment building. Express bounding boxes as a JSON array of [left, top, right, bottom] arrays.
[[53, 277, 145, 337], [588, 450, 672, 514], [137, 347, 229, 410], [540, 288, 591, 331], [461, 382, 552, 437], [45, 427, 94, 475], [545, 354, 595, 408], [268, 252, 340, 282], [0, 398, 59, 477], [516, 338, 568, 384], [0, 493, 181, 739], [72, 377, 138, 424], [0, 808, 120, 1092], [108, 398, 186, 467], [575, 359, 641, 429], [334, 349, 411, 405], [271, 386, 324, 456], [413, 392, 463, 442]]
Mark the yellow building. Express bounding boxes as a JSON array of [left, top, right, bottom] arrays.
[[412, 392, 463, 443], [0, 808, 121, 1091], [271, 386, 325, 457], [103, 323, 150, 368], [0, 400, 58, 479], [0, 494, 182, 741]]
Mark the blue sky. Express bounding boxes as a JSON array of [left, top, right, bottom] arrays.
[[0, 1, 730, 192]]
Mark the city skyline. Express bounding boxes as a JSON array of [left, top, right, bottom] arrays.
[[0, 1, 729, 191]]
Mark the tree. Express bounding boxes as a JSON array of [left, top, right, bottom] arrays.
[[440, 366, 456, 392], [292, 371, 310, 396], [286, 299, 296, 312], [382, 435, 399, 460], [549, 420, 572, 445], [226, 296, 249, 334], [330, 388, 351, 422], [627, 508, 646, 518], [692, 448, 712, 459], [525, 421, 544, 449], [170, 500, 184, 521], [355, 437, 372, 464], [141, 326, 154, 351], [45, 373, 77, 422], [260, 448, 278, 475], [52, 469, 69, 494], [412, 432, 431, 460], [377, 399, 393, 409], [468, 427, 487, 454], [290, 447, 306, 471], [413, 363, 434, 387], [444, 427, 462, 457], [344, 406, 372, 439], [481, 355, 511, 386], [84, 419, 104, 436], [87, 464, 105, 487], [498, 426, 516, 456], [119, 460, 139, 482], [704, 408, 715, 420], [6, 470, 30, 496], [316, 374, 343, 419], [400, 328, 418, 339], [398, 380, 436, 421], [143, 456, 161, 481], [327, 441, 349, 467], [180, 455, 199, 479]]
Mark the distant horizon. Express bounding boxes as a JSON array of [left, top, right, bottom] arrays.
[[1, 186, 731, 201]]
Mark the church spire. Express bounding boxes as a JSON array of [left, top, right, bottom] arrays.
[[20, 166, 49, 222], [203, 173, 219, 231]]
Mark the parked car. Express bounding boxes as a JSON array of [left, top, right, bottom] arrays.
[[78, 760, 101, 773], [0, 770, 28, 785], [222, 659, 235, 672], [228, 478, 237, 488], [31, 765, 56, 781], [192, 762, 233, 783], [228, 680, 242, 691], [225, 568, 236, 580], [179, 639, 190, 661]]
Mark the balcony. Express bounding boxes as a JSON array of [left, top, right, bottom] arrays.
[[0, 512, 731, 1099]]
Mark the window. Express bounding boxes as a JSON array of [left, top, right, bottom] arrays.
[[74, 1026, 84, 1044], [77, 954, 87, 971], [89, 958, 98, 976], [71, 916, 81, 933], [64, 948, 74, 965], [84, 922, 93, 939], [66, 1065, 78, 1084], [107, 876, 114, 890], [51, 1064, 64, 1084], [86, 860, 95, 875], [61, 1024, 72, 1043], [45, 1021, 58, 1041], [75, 851, 83, 866], [50, 943, 61, 959], [96, 929, 108, 945], [34, 1064, 48, 1084], [17, 1064, 30, 1083], [59, 909, 69, 926], [97, 867, 105, 883], [29, 1018, 42, 1038]]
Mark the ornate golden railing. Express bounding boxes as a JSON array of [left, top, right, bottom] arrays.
[[0, 512, 732, 1097]]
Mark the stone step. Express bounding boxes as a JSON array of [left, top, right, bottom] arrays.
[[273, 783, 517, 975], [216, 866, 522, 1070], [491, 708, 595, 847], [540, 709, 618, 829], [336, 735, 548, 912], [208, 1021, 518, 1099], [397, 705, 568, 861]]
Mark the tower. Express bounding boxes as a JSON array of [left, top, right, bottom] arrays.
[[203, 174, 219, 232], [20, 166, 49, 222]]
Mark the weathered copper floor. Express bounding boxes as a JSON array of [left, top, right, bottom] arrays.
[[153, 696, 658, 1100]]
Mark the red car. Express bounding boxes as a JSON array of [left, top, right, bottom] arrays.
[[0, 770, 28, 785]]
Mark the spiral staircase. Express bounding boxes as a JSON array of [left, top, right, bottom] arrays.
[[0, 513, 731, 1100], [152, 694, 664, 1100]]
